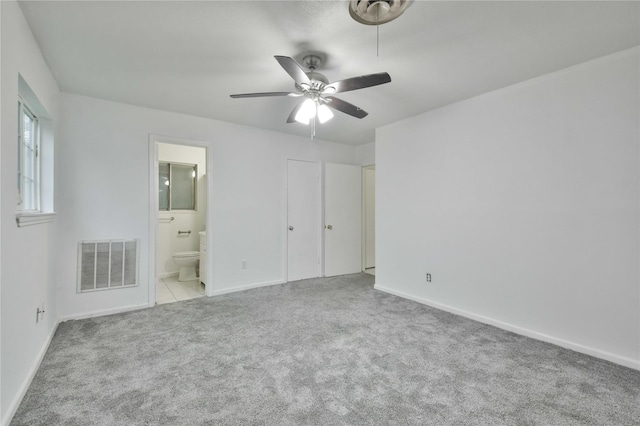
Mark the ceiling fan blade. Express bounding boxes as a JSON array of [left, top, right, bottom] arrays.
[[230, 92, 297, 99], [324, 96, 368, 119], [324, 72, 391, 94], [286, 100, 305, 123], [274, 56, 311, 86]]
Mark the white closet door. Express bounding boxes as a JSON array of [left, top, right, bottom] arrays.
[[325, 163, 362, 277], [287, 160, 320, 281]]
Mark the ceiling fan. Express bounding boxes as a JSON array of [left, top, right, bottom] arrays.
[[230, 54, 391, 127]]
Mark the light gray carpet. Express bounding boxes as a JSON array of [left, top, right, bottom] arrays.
[[12, 273, 640, 425]]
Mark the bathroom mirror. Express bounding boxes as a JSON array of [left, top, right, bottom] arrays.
[[159, 162, 197, 211]]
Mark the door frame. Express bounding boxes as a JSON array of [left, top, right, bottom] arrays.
[[148, 134, 214, 306], [282, 158, 322, 282]]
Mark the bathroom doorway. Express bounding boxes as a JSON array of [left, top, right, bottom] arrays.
[[148, 136, 212, 306]]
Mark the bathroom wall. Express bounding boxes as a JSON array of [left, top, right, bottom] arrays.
[[157, 143, 206, 277]]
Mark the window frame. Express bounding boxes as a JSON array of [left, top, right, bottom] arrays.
[[158, 161, 198, 212], [17, 96, 41, 212]]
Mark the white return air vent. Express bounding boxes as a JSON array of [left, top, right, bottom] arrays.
[[77, 239, 138, 293]]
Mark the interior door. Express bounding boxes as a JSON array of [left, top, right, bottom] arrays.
[[364, 167, 375, 269], [287, 160, 320, 281], [325, 163, 362, 277]]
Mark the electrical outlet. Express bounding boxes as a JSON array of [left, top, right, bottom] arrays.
[[36, 306, 45, 323], [426, 273, 432, 282], [241, 259, 247, 269]]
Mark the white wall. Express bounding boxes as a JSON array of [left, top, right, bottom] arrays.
[[375, 48, 640, 369], [356, 142, 375, 166], [0, 2, 3, 418], [56, 93, 357, 319], [157, 143, 207, 277], [1, 1, 60, 422]]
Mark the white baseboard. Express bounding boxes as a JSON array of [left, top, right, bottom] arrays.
[[211, 279, 286, 297], [2, 321, 60, 426], [58, 303, 149, 322], [374, 284, 640, 371], [157, 271, 178, 279]]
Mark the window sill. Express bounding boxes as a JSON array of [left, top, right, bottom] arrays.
[[16, 211, 57, 227]]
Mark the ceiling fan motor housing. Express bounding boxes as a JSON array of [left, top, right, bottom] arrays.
[[295, 54, 330, 92], [295, 76, 329, 101], [306, 71, 329, 84]]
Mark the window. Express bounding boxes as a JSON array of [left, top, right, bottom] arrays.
[[18, 97, 40, 211], [16, 75, 56, 227], [159, 162, 197, 211]]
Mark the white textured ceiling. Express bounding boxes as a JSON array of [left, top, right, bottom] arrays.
[[19, 1, 640, 145]]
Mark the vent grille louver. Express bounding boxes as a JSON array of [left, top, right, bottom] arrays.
[[77, 239, 138, 293]]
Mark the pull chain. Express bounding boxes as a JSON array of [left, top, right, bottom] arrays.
[[376, 6, 380, 57]]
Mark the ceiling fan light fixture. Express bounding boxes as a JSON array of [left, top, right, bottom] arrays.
[[317, 104, 334, 124], [230, 55, 391, 129], [368, 1, 390, 16], [349, 0, 411, 25], [295, 99, 316, 124]]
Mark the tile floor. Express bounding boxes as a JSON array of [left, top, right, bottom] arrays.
[[156, 275, 205, 305], [364, 267, 375, 275]]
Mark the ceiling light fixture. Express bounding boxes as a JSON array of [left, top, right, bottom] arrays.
[[317, 104, 334, 124], [294, 99, 335, 125], [348, 0, 411, 25], [349, 0, 412, 56], [230, 54, 391, 139], [294, 99, 317, 125]]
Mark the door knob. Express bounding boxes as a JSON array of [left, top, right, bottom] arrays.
[[326, 225, 333, 230], [288, 226, 294, 231]]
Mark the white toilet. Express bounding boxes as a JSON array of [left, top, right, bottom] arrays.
[[172, 251, 200, 281]]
